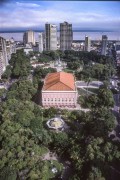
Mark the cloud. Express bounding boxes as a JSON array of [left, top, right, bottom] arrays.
[[16, 2, 41, 8], [0, 1, 120, 31]]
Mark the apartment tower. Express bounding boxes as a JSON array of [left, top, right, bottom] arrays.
[[60, 22, 73, 51], [38, 33, 43, 53], [23, 30, 35, 45], [101, 35, 108, 55], [115, 42, 120, 51], [85, 36, 91, 52], [45, 23, 57, 51], [0, 37, 8, 79]]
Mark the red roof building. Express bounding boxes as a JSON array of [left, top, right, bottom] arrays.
[[42, 72, 77, 108]]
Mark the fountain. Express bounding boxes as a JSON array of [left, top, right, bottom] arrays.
[[46, 116, 65, 130]]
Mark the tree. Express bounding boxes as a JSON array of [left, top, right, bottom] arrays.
[[43, 107, 58, 118], [9, 49, 31, 79], [88, 166, 105, 180], [85, 107, 116, 138], [1, 65, 12, 79], [0, 167, 17, 180], [42, 50, 59, 61], [7, 80, 37, 101], [15, 109, 35, 127], [0, 88, 6, 98], [97, 85, 114, 108], [50, 132, 69, 154], [33, 67, 56, 88], [0, 114, 48, 179], [87, 94, 99, 108], [67, 61, 80, 70], [56, 50, 65, 58]]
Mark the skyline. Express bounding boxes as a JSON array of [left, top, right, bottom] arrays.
[[0, 1, 120, 31]]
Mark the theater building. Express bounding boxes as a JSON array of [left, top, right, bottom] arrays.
[[42, 72, 77, 108]]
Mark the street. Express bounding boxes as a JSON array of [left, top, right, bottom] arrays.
[[113, 94, 120, 117], [112, 93, 120, 138], [76, 81, 103, 88]]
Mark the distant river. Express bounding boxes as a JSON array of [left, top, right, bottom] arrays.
[[0, 31, 120, 41]]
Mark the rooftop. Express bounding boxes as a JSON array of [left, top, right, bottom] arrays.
[[43, 72, 75, 91]]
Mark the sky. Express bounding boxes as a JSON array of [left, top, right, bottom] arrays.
[[0, 0, 120, 31]]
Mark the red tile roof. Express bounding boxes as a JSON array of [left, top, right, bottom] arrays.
[[43, 72, 75, 91]]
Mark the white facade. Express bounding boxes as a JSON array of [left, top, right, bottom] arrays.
[[0, 37, 8, 79], [42, 91, 78, 108], [24, 48, 33, 55], [23, 30, 35, 45]]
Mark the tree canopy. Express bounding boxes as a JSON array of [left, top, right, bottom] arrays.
[[2, 49, 31, 80]]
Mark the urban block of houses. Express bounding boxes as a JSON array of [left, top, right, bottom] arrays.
[[42, 72, 77, 108]]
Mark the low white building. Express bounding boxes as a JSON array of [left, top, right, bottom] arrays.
[[24, 47, 33, 55], [31, 62, 44, 68]]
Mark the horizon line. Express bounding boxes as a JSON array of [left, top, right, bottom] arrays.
[[0, 29, 119, 33]]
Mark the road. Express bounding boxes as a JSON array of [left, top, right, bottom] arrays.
[[112, 93, 120, 139], [113, 94, 120, 112], [112, 76, 120, 119], [76, 81, 103, 88]]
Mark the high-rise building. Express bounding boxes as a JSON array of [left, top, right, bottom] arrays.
[[115, 42, 120, 51], [6, 38, 16, 63], [101, 35, 108, 55], [0, 37, 8, 79], [45, 23, 57, 51], [85, 36, 91, 52], [60, 22, 73, 51], [6, 40, 13, 61], [38, 33, 43, 53], [23, 30, 35, 45], [10, 38, 16, 53]]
